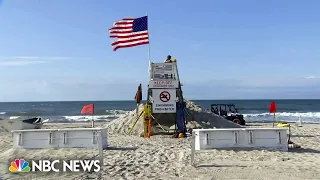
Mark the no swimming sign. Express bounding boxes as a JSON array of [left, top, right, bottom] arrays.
[[152, 89, 176, 113]]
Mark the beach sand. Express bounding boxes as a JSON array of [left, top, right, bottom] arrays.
[[0, 121, 320, 180]]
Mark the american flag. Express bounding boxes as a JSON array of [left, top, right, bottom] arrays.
[[109, 16, 149, 51]]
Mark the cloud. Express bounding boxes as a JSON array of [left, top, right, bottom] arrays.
[[304, 76, 317, 79], [0, 60, 48, 66], [8, 56, 91, 60], [0, 56, 92, 66]]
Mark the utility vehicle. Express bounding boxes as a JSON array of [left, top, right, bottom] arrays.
[[211, 104, 246, 125]]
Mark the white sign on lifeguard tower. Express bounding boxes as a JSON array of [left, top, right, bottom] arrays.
[[149, 80, 179, 88], [152, 89, 176, 113]]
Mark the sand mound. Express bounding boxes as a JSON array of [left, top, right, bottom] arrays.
[[103, 104, 146, 136], [184, 100, 242, 129], [103, 100, 242, 136]]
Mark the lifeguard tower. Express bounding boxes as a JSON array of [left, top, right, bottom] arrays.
[[147, 60, 186, 135]]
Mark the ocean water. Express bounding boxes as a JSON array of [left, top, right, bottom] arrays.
[[0, 99, 320, 123]]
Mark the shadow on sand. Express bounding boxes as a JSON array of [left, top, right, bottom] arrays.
[[244, 124, 266, 127], [289, 147, 320, 154], [195, 164, 247, 168], [197, 146, 320, 154], [291, 134, 315, 138], [105, 146, 138, 151], [201, 147, 287, 152]]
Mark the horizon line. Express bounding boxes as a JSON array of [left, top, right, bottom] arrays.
[[1, 98, 320, 103]]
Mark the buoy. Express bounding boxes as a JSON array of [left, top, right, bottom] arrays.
[[297, 115, 302, 127]]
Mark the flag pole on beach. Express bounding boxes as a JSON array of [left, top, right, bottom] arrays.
[[81, 104, 95, 127], [136, 104, 138, 116], [109, 14, 150, 113], [298, 114, 302, 127], [269, 102, 276, 127], [147, 13, 151, 73], [91, 115, 94, 127]]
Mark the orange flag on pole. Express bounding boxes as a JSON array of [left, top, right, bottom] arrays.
[[81, 104, 94, 115], [134, 84, 142, 104], [269, 102, 276, 113]]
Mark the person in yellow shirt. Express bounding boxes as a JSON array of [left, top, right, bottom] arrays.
[[164, 55, 176, 63]]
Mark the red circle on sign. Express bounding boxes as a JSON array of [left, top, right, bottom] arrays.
[[159, 91, 171, 102]]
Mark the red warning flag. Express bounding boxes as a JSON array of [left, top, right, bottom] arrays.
[[134, 83, 142, 103], [269, 102, 276, 113], [81, 104, 94, 115]]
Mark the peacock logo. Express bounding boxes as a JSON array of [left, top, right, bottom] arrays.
[[9, 159, 31, 172]]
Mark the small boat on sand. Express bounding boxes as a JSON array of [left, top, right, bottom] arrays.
[[0, 117, 43, 131]]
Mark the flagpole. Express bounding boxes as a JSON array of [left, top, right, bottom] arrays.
[[92, 104, 95, 128], [273, 112, 276, 128], [147, 13, 151, 74], [91, 115, 94, 128]]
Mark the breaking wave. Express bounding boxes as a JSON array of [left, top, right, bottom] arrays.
[[2, 108, 320, 124], [1, 109, 130, 123], [243, 112, 320, 123]]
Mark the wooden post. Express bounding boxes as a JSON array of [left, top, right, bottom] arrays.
[[288, 124, 291, 142], [136, 103, 139, 117], [272, 113, 275, 127], [97, 131, 104, 169], [91, 115, 94, 128], [191, 131, 195, 166], [128, 111, 143, 135], [143, 104, 152, 138], [298, 115, 302, 127], [147, 118, 152, 138], [144, 118, 148, 138]]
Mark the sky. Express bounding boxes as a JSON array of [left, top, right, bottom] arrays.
[[0, 0, 320, 101]]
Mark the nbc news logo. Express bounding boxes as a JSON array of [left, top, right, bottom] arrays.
[[9, 159, 101, 172]]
